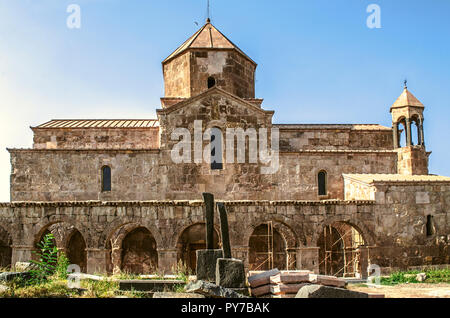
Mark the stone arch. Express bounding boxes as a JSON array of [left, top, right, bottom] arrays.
[[0, 225, 12, 268], [316, 221, 368, 277], [105, 222, 159, 275], [311, 218, 374, 247], [33, 220, 89, 267], [395, 116, 407, 148], [247, 220, 299, 271], [176, 223, 221, 274], [31, 215, 91, 248], [99, 216, 164, 250], [120, 227, 158, 275]]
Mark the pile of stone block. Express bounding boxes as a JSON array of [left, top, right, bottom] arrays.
[[248, 269, 382, 298]]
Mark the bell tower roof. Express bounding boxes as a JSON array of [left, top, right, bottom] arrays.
[[391, 87, 424, 110], [163, 20, 256, 65]]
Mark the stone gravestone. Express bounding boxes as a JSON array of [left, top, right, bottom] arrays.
[[196, 193, 223, 282], [215, 202, 246, 289]]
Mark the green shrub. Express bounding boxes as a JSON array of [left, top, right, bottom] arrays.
[[55, 252, 70, 280], [28, 233, 58, 285]]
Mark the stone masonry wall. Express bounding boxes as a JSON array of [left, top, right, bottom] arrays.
[[163, 50, 256, 99], [163, 53, 191, 98], [370, 183, 450, 271], [32, 128, 160, 150], [0, 194, 448, 275], [278, 127, 394, 151]]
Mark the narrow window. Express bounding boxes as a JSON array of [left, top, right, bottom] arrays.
[[102, 166, 111, 192], [208, 77, 216, 89], [318, 171, 327, 196], [426, 215, 435, 237], [210, 127, 223, 170]]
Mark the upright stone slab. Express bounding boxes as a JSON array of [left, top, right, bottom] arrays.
[[202, 193, 215, 250], [196, 249, 223, 282], [217, 202, 232, 258], [216, 258, 246, 288]]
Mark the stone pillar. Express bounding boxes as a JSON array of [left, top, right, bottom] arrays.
[[359, 247, 370, 279], [157, 248, 178, 274], [419, 121, 425, 147], [11, 245, 35, 265], [86, 248, 109, 274], [203, 193, 215, 250], [296, 247, 320, 273], [111, 247, 122, 275], [405, 118, 412, 146], [392, 123, 399, 149]]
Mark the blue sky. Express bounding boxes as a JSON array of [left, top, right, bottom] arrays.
[[0, 0, 449, 201]]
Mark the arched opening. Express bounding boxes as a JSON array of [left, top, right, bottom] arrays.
[[318, 171, 327, 196], [397, 119, 407, 148], [66, 230, 87, 273], [210, 127, 223, 170], [426, 215, 435, 237], [177, 223, 220, 274], [248, 222, 292, 271], [0, 227, 12, 269], [101, 166, 111, 192], [318, 222, 365, 277], [121, 227, 158, 275], [207, 76, 216, 89], [411, 115, 423, 146]]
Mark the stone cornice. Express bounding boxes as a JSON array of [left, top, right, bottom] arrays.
[[7, 148, 161, 154], [0, 199, 375, 208]]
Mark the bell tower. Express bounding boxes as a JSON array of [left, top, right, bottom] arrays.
[[390, 82, 429, 175]]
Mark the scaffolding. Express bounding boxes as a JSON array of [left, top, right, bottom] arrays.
[[319, 224, 365, 277], [253, 221, 274, 271]]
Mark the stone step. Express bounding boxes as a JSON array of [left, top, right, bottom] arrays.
[[119, 280, 185, 292]]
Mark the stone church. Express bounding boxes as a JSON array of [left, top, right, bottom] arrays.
[[1, 19, 449, 277]]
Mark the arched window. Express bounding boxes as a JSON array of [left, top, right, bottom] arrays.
[[426, 215, 435, 237], [210, 127, 223, 170], [102, 166, 111, 192], [318, 171, 327, 196], [208, 77, 216, 89]]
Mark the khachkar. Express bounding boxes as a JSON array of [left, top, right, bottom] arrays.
[[196, 193, 246, 289], [216, 202, 246, 288], [196, 193, 224, 281]]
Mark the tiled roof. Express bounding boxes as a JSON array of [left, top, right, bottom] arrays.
[[391, 88, 424, 109], [343, 174, 450, 184], [274, 124, 391, 131], [163, 20, 255, 64], [34, 119, 159, 129]]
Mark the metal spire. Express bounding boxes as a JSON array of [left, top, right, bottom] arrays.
[[404, 79, 408, 89], [206, 0, 211, 23]]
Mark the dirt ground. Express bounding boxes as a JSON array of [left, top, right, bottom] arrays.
[[348, 283, 450, 298]]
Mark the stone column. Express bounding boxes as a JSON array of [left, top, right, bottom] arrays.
[[11, 245, 35, 265], [86, 248, 109, 274], [419, 120, 425, 147], [392, 123, 399, 148], [359, 246, 370, 279], [157, 248, 178, 274], [111, 247, 122, 275], [406, 118, 412, 146], [296, 247, 320, 273]]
